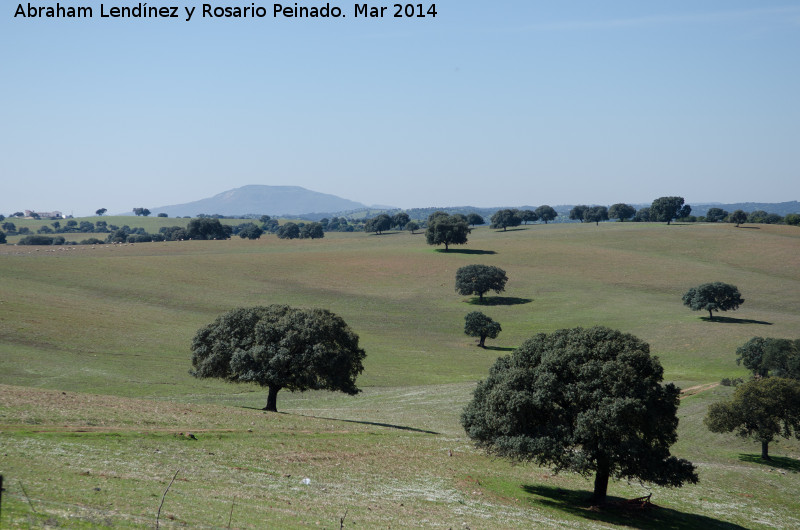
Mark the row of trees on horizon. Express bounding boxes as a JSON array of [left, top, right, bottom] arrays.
[[2, 196, 799, 246]]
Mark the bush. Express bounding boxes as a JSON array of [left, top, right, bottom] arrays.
[[79, 238, 105, 245]]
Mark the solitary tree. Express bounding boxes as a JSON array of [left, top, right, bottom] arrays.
[[682, 282, 744, 320], [425, 212, 469, 251], [462, 326, 697, 503], [365, 214, 392, 235], [705, 377, 800, 460], [96, 208, 107, 216], [191, 305, 366, 412], [609, 203, 635, 222], [729, 210, 748, 227], [455, 264, 508, 302], [464, 311, 501, 348], [583, 206, 609, 225], [490, 209, 522, 231], [535, 205, 557, 224], [650, 196, 686, 225], [466, 213, 485, 227], [569, 205, 589, 222], [133, 207, 151, 217], [406, 221, 419, 234]]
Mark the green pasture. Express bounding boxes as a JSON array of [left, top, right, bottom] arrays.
[[1, 222, 799, 527]]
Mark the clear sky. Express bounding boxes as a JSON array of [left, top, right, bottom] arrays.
[[2, 1, 798, 216]]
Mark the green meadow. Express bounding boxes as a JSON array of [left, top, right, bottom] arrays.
[[1, 221, 799, 528]]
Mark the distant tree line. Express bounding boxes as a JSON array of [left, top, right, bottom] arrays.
[[2, 201, 799, 246]]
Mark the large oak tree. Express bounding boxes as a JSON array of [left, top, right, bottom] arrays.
[[191, 305, 366, 412], [462, 326, 697, 503]]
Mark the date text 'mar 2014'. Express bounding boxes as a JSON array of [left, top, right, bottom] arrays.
[[355, 4, 437, 18]]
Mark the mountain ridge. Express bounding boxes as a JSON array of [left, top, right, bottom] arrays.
[[145, 185, 370, 217]]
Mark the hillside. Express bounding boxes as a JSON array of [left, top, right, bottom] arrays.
[[144, 185, 370, 217], [1, 223, 800, 528]]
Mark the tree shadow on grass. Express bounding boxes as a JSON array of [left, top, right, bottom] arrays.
[[494, 227, 529, 232], [521, 484, 747, 529], [739, 453, 800, 472], [242, 406, 440, 434], [468, 296, 533, 306], [434, 248, 496, 255], [699, 316, 772, 325], [484, 346, 515, 352], [288, 413, 440, 435]]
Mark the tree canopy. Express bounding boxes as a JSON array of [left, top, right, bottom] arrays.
[[425, 211, 469, 251], [682, 282, 744, 320], [737, 337, 800, 380], [276, 222, 300, 240], [634, 207, 650, 222], [462, 326, 697, 503], [608, 203, 635, 222], [490, 209, 522, 231], [583, 206, 609, 225], [569, 205, 588, 222], [237, 223, 264, 240], [300, 222, 325, 239], [705, 208, 728, 223], [365, 214, 392, 235], [729, 210, 748, 227], [464, 311, 501, 348], [466, 213, 485, 227], [191, 305, 366, 412], [535, 205, 557, 224], [187, 218, 231, 240], [455, 264, 508, 301], [391, 212, 410, 230], [705, 377, 800, 460], [650, 196, 686, 225], [519, 210, 539, 225]]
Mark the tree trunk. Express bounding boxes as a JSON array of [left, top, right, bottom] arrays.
[[761, 440, 771, 460], [264, 386, 280, 412], [708, 309, 714, 320], [444, 242, 449, 251], [479, 335, 486, 348], [591, 462, 610, 504]]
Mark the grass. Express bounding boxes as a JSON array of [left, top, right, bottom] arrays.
[[1, 221, 800, 527]]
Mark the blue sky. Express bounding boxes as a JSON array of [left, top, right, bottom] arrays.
[[2, 1, 799, 215]]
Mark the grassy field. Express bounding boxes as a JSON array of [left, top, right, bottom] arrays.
[[1, 221, 799, 527]]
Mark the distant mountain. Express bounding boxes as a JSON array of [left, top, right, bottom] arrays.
[[148, 185, 370, 217]]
